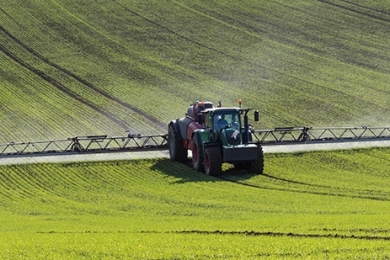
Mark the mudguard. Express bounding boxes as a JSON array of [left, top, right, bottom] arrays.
[[178, 117, 193, 140], [169, 120, 182, 140], [193, 129, 210, 148]]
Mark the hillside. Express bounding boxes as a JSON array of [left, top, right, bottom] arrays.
[[1, 148, 390, 258], [1, 0, 390, 143]]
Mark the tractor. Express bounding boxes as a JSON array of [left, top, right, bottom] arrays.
[[168, 100, 264, 175]]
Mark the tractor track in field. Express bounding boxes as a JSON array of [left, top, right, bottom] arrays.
[[0, 44, 128, 129], [0, 25, 165, 130], [216, 174, 390, 201], [257, 173, 329, 189], [113, 0, 229, 58], [338, 0, 390, 16], [167, 230, 390, 241], [36, 229, 390, 241], [318, 0, 390, 23]]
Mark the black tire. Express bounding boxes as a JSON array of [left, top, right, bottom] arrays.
[[233, 163, 246, 169], [168, 124, 187, 162], [203, 146, 222, 176], [247, 145, 264, 174], [192, 136, 204, 171]]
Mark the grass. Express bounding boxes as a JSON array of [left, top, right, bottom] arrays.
[[1, 148, 390, 258]]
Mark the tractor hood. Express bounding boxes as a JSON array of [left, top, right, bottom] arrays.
[[221, 127, 242, 146]]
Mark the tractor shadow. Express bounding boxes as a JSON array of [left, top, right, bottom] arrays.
[[150, 158, 258, 184]]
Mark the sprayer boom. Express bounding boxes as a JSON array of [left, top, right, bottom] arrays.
[[1, 126, 389, 157]]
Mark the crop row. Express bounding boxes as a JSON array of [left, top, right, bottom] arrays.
[[2, 230, 389, 259], [0, 148, 389, 228]]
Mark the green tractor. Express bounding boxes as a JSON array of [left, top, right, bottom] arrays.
[[168, 100, 263, 176]]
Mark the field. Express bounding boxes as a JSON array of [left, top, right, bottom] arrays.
[[1, 0, 390, 142], [2, 0, 390, 258], [1, 148, 390, 258]]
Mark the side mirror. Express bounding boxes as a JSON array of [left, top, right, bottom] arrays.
[[254, 110, 259, 122]]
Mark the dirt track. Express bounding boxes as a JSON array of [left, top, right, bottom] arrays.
[[1, 140, 389, 165]]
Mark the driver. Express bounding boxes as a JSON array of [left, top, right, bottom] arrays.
[[216, 115, 229, 130]]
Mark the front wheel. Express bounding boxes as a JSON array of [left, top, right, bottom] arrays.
[[203, 146, 222, 176], [247, 145, 264, 174]]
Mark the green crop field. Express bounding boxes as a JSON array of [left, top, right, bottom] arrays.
[[1, 148, 390, 259], [1, 0, 390, 142], [1, 0, 390, 258]]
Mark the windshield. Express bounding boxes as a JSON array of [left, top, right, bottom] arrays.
[[214, 111, 241, 131]]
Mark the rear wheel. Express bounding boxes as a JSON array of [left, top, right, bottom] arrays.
[[247, 145, 264, 174], [192, 137, 204, 171], [204, 146, 222, 176], [168, 124, 187, 162]]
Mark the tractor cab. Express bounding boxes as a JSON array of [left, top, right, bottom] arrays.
[[203, 107, 259, 146], [213, 110, 241, 132], [204, 108, 243, 146]]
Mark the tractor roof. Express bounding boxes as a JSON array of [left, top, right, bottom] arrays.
[[201, 107, 241, 113]]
